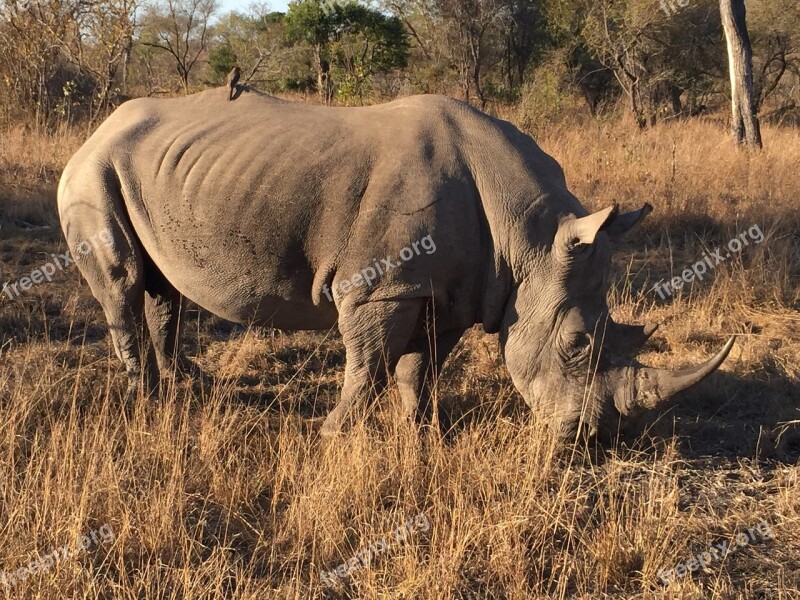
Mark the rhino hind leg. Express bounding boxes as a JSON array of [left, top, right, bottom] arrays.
[[60, 162, 168, 400], [396, 329, 463, 428], [143, 260, 190, 381], [104, 294, 158, 402], [320, 298, 424, 438], [68, 222, 158, 402]]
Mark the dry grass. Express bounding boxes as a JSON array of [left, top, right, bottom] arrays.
[[0, 113, 798, 599]]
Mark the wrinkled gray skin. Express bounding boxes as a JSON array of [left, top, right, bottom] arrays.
[[57, 87, 734, 441]]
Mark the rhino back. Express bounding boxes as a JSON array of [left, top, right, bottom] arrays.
[[64, 89, 562, 331]]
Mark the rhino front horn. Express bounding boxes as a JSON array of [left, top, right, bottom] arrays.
[[615, 336, 736, 413]]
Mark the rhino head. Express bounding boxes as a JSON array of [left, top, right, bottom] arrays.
[[499, 203, 735, 442]]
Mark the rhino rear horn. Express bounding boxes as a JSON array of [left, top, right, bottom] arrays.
[[605, 321, 659, 357]]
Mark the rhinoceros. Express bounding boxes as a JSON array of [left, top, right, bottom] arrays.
[[57, 86, 734, 441]]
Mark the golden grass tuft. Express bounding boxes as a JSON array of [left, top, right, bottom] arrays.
[[0, 114, 798, 598]]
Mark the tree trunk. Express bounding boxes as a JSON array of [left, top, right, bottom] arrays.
[[314, 44, 326, 104], [626, 78, 646, 129], [720, 0, 762, 148], [468, 29, 485, 110], [122, 36, 132, 95], [460, 49, 471, 104], [472, 58, 485, 110], [669, 84, 683, 118], [505, 37, 513, 92], [179, 65, 189, 95], [314, 46, 333, 106]]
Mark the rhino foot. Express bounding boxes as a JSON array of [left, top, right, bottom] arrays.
[[319, 401, 353, 438], [124, 368, 159, 403], [158, 356, 200, 382]]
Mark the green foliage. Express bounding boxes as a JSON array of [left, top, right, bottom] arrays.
[[285, 0, 408, 102], [517, 51, 580, 137], [208, 44, 238, 84], [3, 0, 798, 125], [335, 3, 409, 73], [333, 59, 372, 105], [278, 75, 317, 92], [284, 0, 337, 47]]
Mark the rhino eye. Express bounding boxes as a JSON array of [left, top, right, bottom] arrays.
[[567, 238, 594, 256], [567, 333, 592, 357]]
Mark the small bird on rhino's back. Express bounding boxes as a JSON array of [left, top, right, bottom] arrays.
[[226, 66, 240, 101]]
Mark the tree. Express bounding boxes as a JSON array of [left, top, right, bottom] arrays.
[[747, 0, 800, 120], [0, 2, 64, 127], [329, 3, 408, 104], [577, 0, 677, 128], [210, 10, 289, 87], [285, 0, 408, 105], [1, 0, 138, 125], [381, 0, 552, 105], [208, 41, 238, 81], [719, 0, 762, 147], [436, 0, 512, 108], [140, 0, 217, 94], [499, 0, 551, 93], [285, 0, 342, 103]]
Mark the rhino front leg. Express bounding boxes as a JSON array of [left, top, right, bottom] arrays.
[[396, 329, 463, 427], [320, 298, 423, 438]]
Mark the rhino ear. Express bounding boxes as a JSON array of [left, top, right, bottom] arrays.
[[560, 205, 618, 249], [604, 203, 652, 241]]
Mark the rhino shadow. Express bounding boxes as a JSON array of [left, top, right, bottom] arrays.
[[626, 367, 800, 463], [426, 329, 799, 464], [605, 214, 800, 463]]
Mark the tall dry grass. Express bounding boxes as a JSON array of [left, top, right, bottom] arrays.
[[0, 112, 798, 599]]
